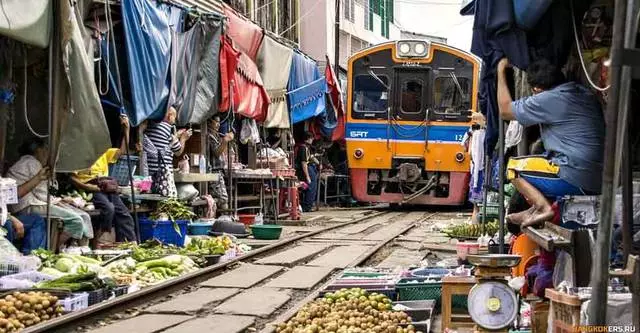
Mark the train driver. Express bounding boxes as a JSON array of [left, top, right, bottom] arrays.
[[496, 58, 605, 228]]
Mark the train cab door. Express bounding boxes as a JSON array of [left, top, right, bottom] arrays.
[[390, 68, 430, 161]]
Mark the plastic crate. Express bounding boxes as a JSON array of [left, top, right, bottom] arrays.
[[396, 278, 468, 310], [139, 219, 189, 247], [108, 155, 139, 186], [0, 271, 56, 289], [87, 289, 106, 306], [60, 293, 89, 312], [113, 286, 128, 297], [478, 203, 500, 219], [0, 256, 41, 277]]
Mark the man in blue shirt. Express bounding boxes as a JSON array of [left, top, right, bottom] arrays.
[[497, 58, 605, 227]]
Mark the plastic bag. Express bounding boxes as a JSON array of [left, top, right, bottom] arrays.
[[553, 250, 574, 288], [240, 118, 260, 145], [0, 229, 20, 257], [254, 213, 263, 225]]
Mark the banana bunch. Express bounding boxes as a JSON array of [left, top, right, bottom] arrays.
[[443, 221, 499, 238]]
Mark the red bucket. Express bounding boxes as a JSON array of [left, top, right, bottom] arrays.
[[238, 214, 256, 226]]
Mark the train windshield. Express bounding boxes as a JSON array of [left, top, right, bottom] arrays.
[[433, 75, 471, 113], [353, 74, 389, 119]]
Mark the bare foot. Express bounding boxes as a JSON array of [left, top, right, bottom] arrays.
[[521, 206, 554, 228], [506, 206, 536, 225]]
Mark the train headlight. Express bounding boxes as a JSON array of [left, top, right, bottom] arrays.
[[396, 41, 429, 58], [414, 43, 426, 55], [354, 148, 364, 159], [399, 42, 411, 55], [455, 152, 465, 163]]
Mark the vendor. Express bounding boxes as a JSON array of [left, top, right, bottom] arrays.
[[207, 115, 233, 210], [496, 58, 605, 227], [2, 214, 46, 254], [70, 115, 137, 243], [6, 138, 92, 250], [141, 106, 192, 176], [297, 133, 319, 212]]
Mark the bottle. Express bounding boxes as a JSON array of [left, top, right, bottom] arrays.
[[199, 155, 206, 174]]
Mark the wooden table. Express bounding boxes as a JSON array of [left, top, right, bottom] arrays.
[[441, 276, 477, 332]]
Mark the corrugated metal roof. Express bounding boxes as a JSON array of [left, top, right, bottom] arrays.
[[172, 0, 224, 14]]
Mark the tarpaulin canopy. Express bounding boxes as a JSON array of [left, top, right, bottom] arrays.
[[55, 0, 110, 171], [223, 4, 264, 62], [257, 35, 293, 128], [122, 0, 172, 126], [218, 35, 240, 113], [325, 57, 345, 141], [0, 0, 51, 48], [233, 52, 270, 122], [287, 52, 326, 124], [170, 14, 223, 126]]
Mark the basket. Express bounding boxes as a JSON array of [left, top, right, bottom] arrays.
[[0, 271, 56, 289], [108, 155, 139, 186], [238, 214, 256, 226], [0, 256, 41, 277], [139, 219, 189, 247], [87, 288, 106, 306], [478, 203, 500, 219], [188, 222, 213, 236], [112, 286, 128, 298], [60, 293, 89, 312], [250, 225, 282, 240], [396, 278, 467, 309]]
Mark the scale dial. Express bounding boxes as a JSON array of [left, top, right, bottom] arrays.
[[468, 281, 518, 331]]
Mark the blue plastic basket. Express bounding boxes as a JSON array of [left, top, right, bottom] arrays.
[[139, 219, 189, 247], [108, 155, 139, 186]]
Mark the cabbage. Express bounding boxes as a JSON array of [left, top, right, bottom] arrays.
[[55, 258, 75, 272]]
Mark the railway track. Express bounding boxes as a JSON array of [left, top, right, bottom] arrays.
[[24, 210, 457, 333]]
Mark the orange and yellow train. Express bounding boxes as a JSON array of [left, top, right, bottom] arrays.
[[346, 40, 481, 206]]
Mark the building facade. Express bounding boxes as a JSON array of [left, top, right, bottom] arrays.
[[299, 0, 401, 69]]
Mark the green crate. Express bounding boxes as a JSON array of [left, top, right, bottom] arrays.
[[341, 272, 392, 278], [396, 278, 468, 310]]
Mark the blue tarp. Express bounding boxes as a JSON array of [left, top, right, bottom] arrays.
[[315, 95, 338, 138], [121, 0, 172, 126], [286, 52, 326, 124]]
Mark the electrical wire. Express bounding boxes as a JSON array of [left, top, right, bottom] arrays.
[[23, 51, 48, 138], [278, 0, 323, 37], [570, 0, 610, 92]]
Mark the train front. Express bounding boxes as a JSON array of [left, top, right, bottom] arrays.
[[346, 40, 480, 206]]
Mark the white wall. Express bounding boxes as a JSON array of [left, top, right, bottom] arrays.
[[299, 0, 329, 63]]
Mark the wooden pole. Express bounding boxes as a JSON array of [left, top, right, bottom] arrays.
[[588, 0, 630, 324]]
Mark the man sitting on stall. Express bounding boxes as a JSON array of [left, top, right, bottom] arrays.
[[207, 115, 234, 210], [70, 115, 136, 244], [496, 58, 605, 228]]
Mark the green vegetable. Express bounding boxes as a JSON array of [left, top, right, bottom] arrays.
[[55, 258, 75, 273], [136, 255, 184, 269], [40, 267, 66, 278]]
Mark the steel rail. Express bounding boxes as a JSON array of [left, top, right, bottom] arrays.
[[24, 211, 387, 333]]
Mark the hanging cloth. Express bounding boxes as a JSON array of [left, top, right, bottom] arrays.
[[0, 0, 51, 47], [233, 52, 270, 122], [257, 35, 294, 128], [170, 14, 223, 125], [286, 52, 327, 124], [218, 35, 240, 113], [55, 0, 111, 171], [325, 56, 345, 141], [223, 3, 264, 62], [121, 0, 172, 126]]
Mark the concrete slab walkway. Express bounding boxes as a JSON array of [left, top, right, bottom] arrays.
[[215, 287, 291, 317], [89, 314, 193, 333], [144, 288, 240, 314], [162, 315, 255, 333], [200, 263, 283, 288], [264, 266, 335, 289], [255, 244, 332, 265], [305, 245, 371, 268]]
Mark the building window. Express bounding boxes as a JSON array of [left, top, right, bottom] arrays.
[[365, 0, 372, 30], [344, 0, 355, 22]]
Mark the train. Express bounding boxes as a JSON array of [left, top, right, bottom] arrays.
[[345, 40, 481, 206]]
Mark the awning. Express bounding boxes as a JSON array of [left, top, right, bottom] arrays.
[[0, 0, 51, 48], [233, 52, 270, 122], [55, 0, 110, 171], [223, 4, 264, 62], [218, 35, 240, 113], [325, 56, 345, 141], [171, 14, 223, 125], [287, 52, 326, 124], [257, 35, 294, 128], [122, 0, 172, 126]]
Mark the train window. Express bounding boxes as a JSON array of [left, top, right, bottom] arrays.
[[433, 75, 471, 113], [352, 74, 389, 119], [400, 79, 424, 114]]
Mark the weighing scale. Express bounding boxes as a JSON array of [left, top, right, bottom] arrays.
[[466, 254, 522, 333]]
